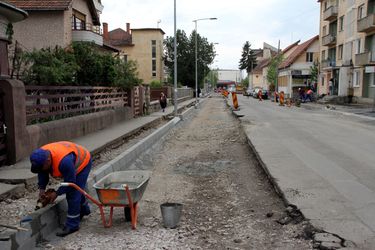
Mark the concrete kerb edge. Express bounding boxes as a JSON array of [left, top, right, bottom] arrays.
[[1, 114, 185, 249]]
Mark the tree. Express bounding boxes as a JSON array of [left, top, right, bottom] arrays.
[[239, 41, 257, 80], [164, 29, 216, 89], [266, 54, 283, 91], [241, 76, 249, 88], [310, 60, 319, 84]]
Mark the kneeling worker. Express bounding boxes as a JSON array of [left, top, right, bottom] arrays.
[[30, 141, 92, 237]]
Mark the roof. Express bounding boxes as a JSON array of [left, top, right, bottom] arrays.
[[6, 0, 72, 10], [131, 28, 165, 35], [279, 35, 319, 69], [282, 40, 300, 54], [7, 0, 100, 25], [252, 58, 271, 73], [108, 28, 133, 46]]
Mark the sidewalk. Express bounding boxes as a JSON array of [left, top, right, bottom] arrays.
[[0, 98, 196, 200]]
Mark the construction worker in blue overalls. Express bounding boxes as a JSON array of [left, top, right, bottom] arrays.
[[30, 141, 92, 237]]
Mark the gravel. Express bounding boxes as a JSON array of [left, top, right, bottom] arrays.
[[43, 96, 313, 249]]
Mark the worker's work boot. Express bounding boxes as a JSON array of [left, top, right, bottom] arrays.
[[56, 227, 78, 237]]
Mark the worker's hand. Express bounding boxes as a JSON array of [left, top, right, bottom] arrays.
[[45, 189, 57, 203]]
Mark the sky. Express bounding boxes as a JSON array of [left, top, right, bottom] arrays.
[[101, 0, 320, 71]]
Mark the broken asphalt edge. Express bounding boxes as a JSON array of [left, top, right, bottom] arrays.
[[0, 101, 199, 250]]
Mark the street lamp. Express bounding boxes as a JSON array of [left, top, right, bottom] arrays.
[[173, 0, 177, 116], [193, 17, 217, 107]]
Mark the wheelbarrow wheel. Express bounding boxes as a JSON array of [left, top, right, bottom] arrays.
[[124, 207, 131, 222]]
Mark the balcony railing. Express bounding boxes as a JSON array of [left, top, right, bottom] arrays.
[[357, 13, 375, 33], [323, 5, 338, 21], [72, 22, 103, 46], [355, 51, 375, 66], [321, 59, 336, 68], [322, 33, 337, 46]]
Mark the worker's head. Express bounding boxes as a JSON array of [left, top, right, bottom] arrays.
[[30, 149, 51, 174]]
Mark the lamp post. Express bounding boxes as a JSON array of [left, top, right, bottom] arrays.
[[193, 17, 217, 107], [173, 0, 177, 116]]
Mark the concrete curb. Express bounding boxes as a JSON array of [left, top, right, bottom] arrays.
[[0, 107, 191, 250]]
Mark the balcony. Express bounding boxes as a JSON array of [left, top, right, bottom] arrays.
[[322, 33, 337, 47], [323, 6, 338, 21], [355, 51, 375, 66], [72, 23, 103, 46], [357, 14, 375, 33], [321, 59, 336, 69]]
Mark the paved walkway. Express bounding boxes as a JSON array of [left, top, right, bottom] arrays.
[[229, 94, 375, 248], [0, 99, 196, 199]]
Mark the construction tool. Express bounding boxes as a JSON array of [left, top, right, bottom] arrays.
[[35, 188, 57, 210]]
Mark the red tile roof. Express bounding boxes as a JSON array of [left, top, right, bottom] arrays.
[[282, 40, 300, 54], [279, 35, 319, 69], [7, 0, 100, 25], [252, 58, 271, 73], [6, 0, 72, 10]]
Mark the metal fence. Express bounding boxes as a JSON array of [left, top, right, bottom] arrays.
[[25, 86, 129, 125]]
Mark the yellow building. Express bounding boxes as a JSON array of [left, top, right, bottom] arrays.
[[104, 23, 165, 85], [318, 0, 375, 100]]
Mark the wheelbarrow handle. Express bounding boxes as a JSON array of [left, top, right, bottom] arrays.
[[60, 182, 102, 206]]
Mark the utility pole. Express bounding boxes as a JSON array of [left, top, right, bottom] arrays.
[[173, 0, 178, 116], [275, 40, 280, 93]]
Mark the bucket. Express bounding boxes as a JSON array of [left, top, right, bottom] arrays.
[[160, 202, 183, 229]]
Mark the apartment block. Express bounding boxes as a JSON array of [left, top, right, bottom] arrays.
[[318, 0, 375, 100], [103, 23, 165, 85]]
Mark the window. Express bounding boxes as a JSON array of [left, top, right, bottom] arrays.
[[152, 59, 156, 77], [321, 76, 325, 86], [306, 52, 314, 62], [358, 4, 365, 19], [151, 40, 157, 77], [324, 2, 328, 10], [338, 45, 343, 60], [356, 39, 361, 54], [72, 10, 86, 30], [322, 50, 326, 60], [339, 16, 344, 31], [353, 71, 360, 87], [323, 25, 327, 36]]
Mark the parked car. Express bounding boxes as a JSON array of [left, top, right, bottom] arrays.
[[243, 87, 253, 96], [252, 87, 268, 99]]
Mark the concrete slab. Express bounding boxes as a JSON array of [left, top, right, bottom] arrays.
[[0, 183, 24, 200], [0, 169, 37, 185]]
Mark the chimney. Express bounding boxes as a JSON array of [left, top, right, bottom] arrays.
[[103, 22, 109, 41], [126, 23, 131, 34]]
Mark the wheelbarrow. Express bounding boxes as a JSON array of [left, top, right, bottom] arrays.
[[60, 170, 151, 229]]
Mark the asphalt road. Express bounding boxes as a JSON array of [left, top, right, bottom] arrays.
[[234, 94, 375, 248]]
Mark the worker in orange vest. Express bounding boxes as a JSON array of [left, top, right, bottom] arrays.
[[30, 141, 92, 237]]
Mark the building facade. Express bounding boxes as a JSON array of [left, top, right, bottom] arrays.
[[318, 0, 375, 99], [278, 36, 320, 97], [104, 23, 165, 85], [8, 0, 106, 51]]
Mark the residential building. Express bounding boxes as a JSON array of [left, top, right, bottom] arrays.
[[250, 42, 279, 89], [7, 0, 116, 52], [103, 22, 165, 85], [318, 0, 375, 100], [277, 36, 320, 98]]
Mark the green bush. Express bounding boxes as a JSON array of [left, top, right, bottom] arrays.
[[20, 42, 142, 89], [150, 80, 162, 88]]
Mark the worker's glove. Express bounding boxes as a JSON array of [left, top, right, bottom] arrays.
[[45, 188, 57, 203]]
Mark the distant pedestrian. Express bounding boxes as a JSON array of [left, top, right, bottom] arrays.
[[258, 89, 263, 101], [159, 92, 167, 112], [304, 89, 313, 102], [298, 88, 305, 102]]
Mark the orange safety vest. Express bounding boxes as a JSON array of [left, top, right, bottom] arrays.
[[41, 141, 91, 178]]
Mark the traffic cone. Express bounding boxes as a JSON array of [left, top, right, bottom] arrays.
[[232, 92, 239, 110]]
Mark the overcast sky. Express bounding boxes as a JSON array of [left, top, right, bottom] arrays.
[[101, 0, 320, 70]]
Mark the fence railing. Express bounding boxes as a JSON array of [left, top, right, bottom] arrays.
[[25, 86, 129, 125]]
